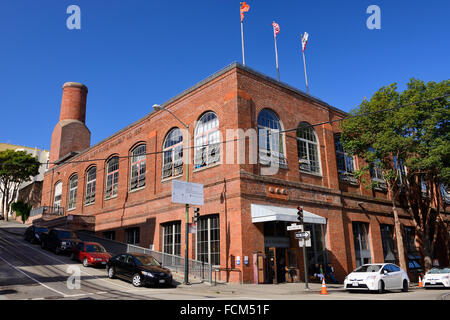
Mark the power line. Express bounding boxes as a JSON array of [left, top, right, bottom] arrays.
[[2, 93, 449, 168]]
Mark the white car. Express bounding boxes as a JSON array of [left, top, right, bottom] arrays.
[[344, 263, 410, 293], [423, 267, 450, 288]]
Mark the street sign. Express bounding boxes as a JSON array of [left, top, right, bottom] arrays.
[[295, 231, 310, 239], [287, 224, 303, 231], [189, 223, 197, 234], [298, 238, 311, 247], [172, 180, 204, 206]]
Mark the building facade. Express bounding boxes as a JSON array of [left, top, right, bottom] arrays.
[[0, 143, 49, 220], [40, 63, 432, 283]]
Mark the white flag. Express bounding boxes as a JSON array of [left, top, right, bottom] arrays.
[[301, 32, 309, 52]]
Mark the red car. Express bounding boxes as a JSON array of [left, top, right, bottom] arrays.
[[71, 241, 111, 267]]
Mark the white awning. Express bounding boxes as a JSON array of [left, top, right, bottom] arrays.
[[251, 204, 326, 224]]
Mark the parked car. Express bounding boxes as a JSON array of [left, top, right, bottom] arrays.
[[71, 241, 111, 267], [423, 267, 450, 289], [40, 228, 79, 255], [106, 253, 173, 287], [344, 263, 410, 293], [24, 226, 48, 244]]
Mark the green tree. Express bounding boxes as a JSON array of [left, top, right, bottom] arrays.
[[11, 200, 32, 224], [0, 149, 40, 222], [340, 78, 449, 272]]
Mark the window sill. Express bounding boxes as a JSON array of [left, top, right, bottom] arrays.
[[161, 174, 184, 183], [129, 186, 146, 194], [299, 170, 322, 178], [104, 195, 118, 201], [84, 202, 95, 207], [193, 162, 221, 173], [67, 207, 76, 212]]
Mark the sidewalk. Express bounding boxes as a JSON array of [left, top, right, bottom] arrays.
[[0, 219, 29, 236]]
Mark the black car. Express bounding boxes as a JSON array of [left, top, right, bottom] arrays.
[[106, 253, 173, 287], [40, 228, 79, 255], [24, 225, 48, 244]]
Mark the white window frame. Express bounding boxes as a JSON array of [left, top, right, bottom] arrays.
[[162, 128, 184, 179], [130, 144, 146, 190], [105, 156, 119, 199], [297, 122, 321, 174], [257, 109, 287, 167], [194, 112, 220, 170], [67, 175, 78, 210], [84, 167, 96, 205]]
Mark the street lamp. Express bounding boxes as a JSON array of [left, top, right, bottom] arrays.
[[153, 104, 191, 285]]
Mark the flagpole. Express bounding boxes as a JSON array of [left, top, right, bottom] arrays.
[[241, 20, 246, 65], [302, 41, 309, 94], [273, 27, 280, 81]]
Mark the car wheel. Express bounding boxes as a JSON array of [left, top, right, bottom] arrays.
[[83, 258, 89, 267], [402, 280, 409, 292], [377, 280, 385, 294], [132, 273, 143, 287], [108, 267, 116, 279]]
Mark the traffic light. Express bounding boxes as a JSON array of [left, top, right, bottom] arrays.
[[297, 206, 303, 224], [193, 207, 200, 223]]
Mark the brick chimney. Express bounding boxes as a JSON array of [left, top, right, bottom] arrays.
[[49, 82, 91, 167]]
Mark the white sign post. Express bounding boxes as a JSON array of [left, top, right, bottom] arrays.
[[172, 180, 204, 206]]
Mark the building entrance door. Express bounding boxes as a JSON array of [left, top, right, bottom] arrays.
[[265, 247, 287, 284]]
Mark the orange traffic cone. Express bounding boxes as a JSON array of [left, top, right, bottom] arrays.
[[418, 276, 423, 288], [320, 278, 328, 295]]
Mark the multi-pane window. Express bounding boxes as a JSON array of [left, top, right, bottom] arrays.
[[335, 134, 356, 182], [54, 181, 62, 209], [197, 214, 220, 266], [352, 222, 372, 267], [162, 222, 181, 256], [194, 112, 220, 169], [404, 226, 422, 270], [84, 167, 96, 205], [257, 109, 286, 166], [380, 224, 397, 264], [130, 144, 146, 190], [304, 223, 328, 269], [162, 128, 183, 179], [297, 122, 320, 174], [105, 157, 119, 199], [125, 227, 140, 245], [103, 231, 115, 241], [67, 175, 78, 210]]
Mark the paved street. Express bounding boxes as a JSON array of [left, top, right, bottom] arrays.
[[1, 221, 449, 301]]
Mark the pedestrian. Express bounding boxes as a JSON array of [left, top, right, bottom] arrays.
[[325, 262, 338, 284], [312, 263, 324, 282]]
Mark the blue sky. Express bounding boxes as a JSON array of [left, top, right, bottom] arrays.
[[0, 0, 448, 151]]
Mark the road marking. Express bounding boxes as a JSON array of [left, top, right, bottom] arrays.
[[0, 255, 67, 298], [0, 230, 133, 291]]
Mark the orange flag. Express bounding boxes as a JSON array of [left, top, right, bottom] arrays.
[[240, 2, 250, 22]]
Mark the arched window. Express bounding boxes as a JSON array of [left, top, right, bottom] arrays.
[[194, 112, 220, 169], [67, 175, 78, 210], [162, 128, 183, 179], [85, 167, 96, 205], [257, 109, 286, 166], [105, 157, 119, 198], [130, 144, 146, 190], [54, 181, 62, 210], [297, 122, 320, 174]]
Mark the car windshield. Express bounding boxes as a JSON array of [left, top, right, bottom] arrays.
[[58, 231, 77, 239], [135, 255, 161, 267], [353, 265, 383, 273], [85, 245, 106, 253], [428, 267, 450, 274]]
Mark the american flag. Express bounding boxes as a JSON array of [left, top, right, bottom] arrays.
[[272, 22, 280, 36]]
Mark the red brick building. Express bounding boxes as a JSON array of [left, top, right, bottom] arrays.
[[40, 63, 426, 284]]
